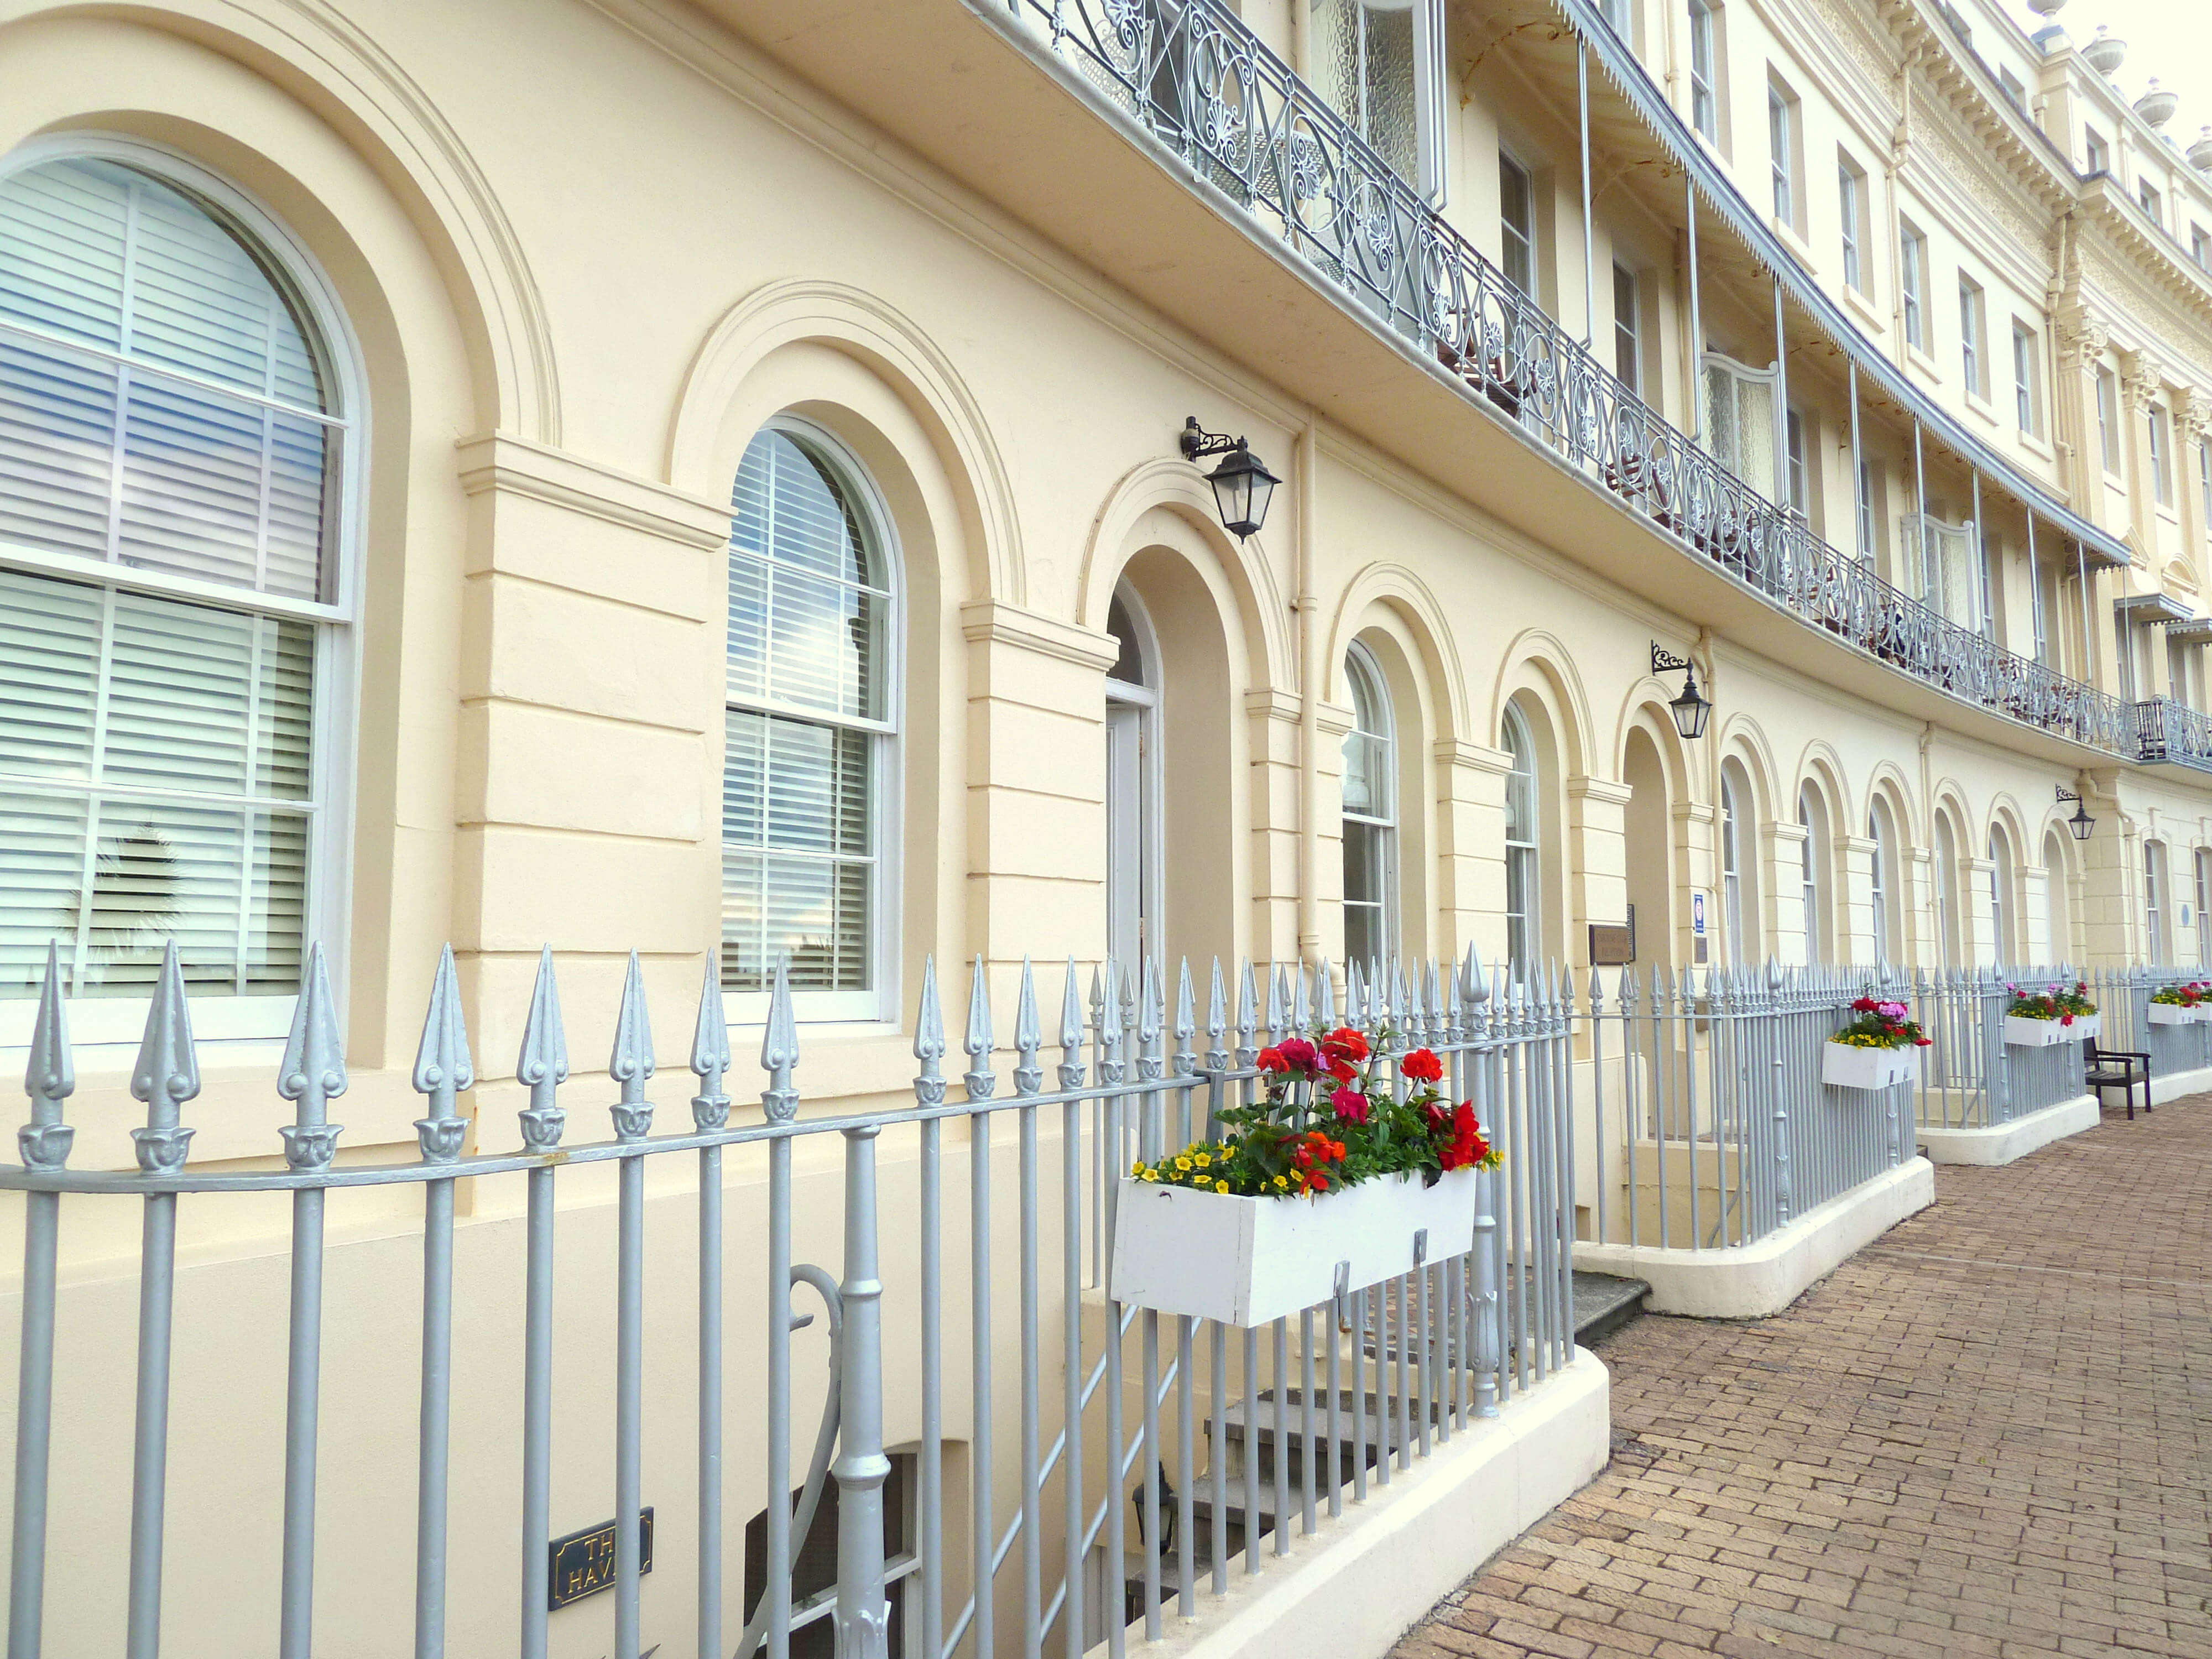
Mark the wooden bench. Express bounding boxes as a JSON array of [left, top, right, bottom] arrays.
[[2084, 1046, 2151, 1120]]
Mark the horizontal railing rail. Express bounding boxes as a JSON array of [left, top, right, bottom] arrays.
[[994, 0, 2137, 760], [2, 940, 1577, 1658]]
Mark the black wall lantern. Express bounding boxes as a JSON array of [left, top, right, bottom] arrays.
[[1180, 416, 1280, 540], [2057, 786, 2096, 842], [1651, 644, 1711, 741]]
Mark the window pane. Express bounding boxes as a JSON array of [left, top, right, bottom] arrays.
[[0, 333, 118, 560], [0, 567, 316, 994], [722, 708, 874, 993]]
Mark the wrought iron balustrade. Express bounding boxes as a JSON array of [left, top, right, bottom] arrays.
[[998, 0, 2136, 760], [2132, 696, 2212, 770]]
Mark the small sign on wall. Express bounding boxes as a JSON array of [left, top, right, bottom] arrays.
[[549, 1509, 654, 1610], [1589, 905, 1636, 967]]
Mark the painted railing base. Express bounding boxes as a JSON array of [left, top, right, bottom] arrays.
[[1918, 1095, 2098, 1167], [1573, 1158, 1934, 1319], [1081, 1349, 1609, 1659], [2149, 1066, 2212, 1107]]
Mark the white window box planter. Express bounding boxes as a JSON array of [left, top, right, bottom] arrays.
[[2003, 1014, 2099, 1046], [2146, 1003, 2210, 1025], [1820, 1042, 1919, 1090], [1108, 1167, 1479, 1328]]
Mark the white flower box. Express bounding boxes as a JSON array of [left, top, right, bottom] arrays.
[[1108, 1167, 1479, 1328], [1821, 1042, 1919, 1090], [2147, 1002, 2198, 1026], [2004, 1013, 2099, 1047]]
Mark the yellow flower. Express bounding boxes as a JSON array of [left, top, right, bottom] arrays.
[[1141, 1168, 1160, 1182], [1215, 1180, 1230, 1193], [1194, 1152, 1211, 1168], [1175, 1156, 1192, 1171], [1274, 1174, 1289, 1190], [1131, 1160, 1144, 1175]]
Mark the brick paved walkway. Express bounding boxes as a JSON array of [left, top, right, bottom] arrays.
[[1393, 1100, 2212, 1659]]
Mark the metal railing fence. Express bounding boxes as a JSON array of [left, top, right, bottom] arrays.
[[1912, 966, 2088, 1131], [1583, 965, 1916, 1253], [2089, 963, 2212, 1076], [2133, 697, 2212, 772], [992, 0, 2137, 761], [2, 941, 1577, 1659]]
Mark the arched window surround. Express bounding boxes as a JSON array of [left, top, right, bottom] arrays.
[[0, 133, 366, 1048], [1340, 640, 1397, 971], [721, 415, 905, 1023]]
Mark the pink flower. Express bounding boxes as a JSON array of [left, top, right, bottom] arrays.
[[1331, 1085, 1372, 1124]]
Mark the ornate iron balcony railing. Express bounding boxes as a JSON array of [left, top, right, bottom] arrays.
[[2133, 696, 2212, 770], [998, 0, 2137, 759]]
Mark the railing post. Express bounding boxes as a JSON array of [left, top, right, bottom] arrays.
[[832, 1117, 892, 1659], [608, 954, 657, 1659], [688, 959, 733, 1659], [1768, 961, 1791, 1228], [516, 947, 570, 1659], [9, 944, 74, 1659], [411, 946, 474, 1659], [126, 943, 200, 1659]]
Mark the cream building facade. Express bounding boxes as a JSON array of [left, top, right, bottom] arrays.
[[2, 0, 2209, 1650]]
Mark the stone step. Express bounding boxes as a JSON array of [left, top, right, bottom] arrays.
[[1571, 1270, 1649, 1347]]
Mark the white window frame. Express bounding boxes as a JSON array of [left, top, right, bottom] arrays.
[[2139, 179, 2162, 227], [2084, 127, 2108, 174], [722, 415, 905, 1027], [2096, 368, 2120, 474], [0, 133, 366, 1053], [1856, 460, 1878, 562], [1785, 406, 1808, 518], [2146, 842, 2166, 965], [1867, 804, 1892, 965], [1498, 150, 1535, 297], [1688, 0, 1719, 143], [1988, 829, 2013, 964], [1901, 223, 1927, 351], [1503, 703, 1540, 974], [2148, 403, 2172, 507], [1796, 787, 1825, 966], [1612, 261, 1641, 394], [1958, 275, 1983, 397], [2195, 849, 2211, 969], [1721, 763, 1754, 966], [1767, 82, 1794, 226], [1838, 158, 1864, 292], [1339, 643, 1398, 970], [2012, 321, 2038, 434], [1104, 583, 1165, 983]]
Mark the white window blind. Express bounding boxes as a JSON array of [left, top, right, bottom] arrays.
[[723, 427, 894, 1003], [0, 154, 340, 1004]]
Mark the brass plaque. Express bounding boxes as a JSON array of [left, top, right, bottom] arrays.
[[1589, 906, 1636, 967]]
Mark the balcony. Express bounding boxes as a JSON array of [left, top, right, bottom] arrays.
[[975, 0, 2138, 760], [2133, 696, 2212, 771]]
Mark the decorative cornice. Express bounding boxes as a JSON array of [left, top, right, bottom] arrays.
[[453, 431, 727, 549], [957, 599, 1120, 670]]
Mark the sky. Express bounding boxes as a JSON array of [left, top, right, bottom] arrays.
[[1994, 1, 2212, 145]]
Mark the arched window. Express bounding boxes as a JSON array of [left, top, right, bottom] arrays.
[[1987, 828, 2015, 964], [2145, 841, 2167, 966], [1340, 644, 1396, 969], [723, 422, 896, 1013], [1934, 811, 1961, 967], [1503, 704, 1539, 973], [2196, 848, 2212, 969], [1867, 802, 1893, 965], [1720, 760, 1759, 967], [0, 147, 354, 1034], [2042, 829, 2074, 965], [1797, 785, 1829, 965]]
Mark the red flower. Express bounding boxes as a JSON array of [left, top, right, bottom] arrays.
[[1327, 1057, 1359, 1084], [1303, 1170, 1330, 1194], [2060, 1013, 2074, 1026], [1914, 1036, 1932, 1046], [1319, 1026, 1369, 1067], [1438, 1102, 1490, 1171], [1851, 997, 1878, 1014], [1256, 1046, 1286, 1073], [1331, 1085, 1372, 1125], [1401, 1048, 1443, 1083], [1276, 1037, 1318, 1072]]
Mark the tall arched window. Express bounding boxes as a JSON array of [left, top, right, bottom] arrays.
[[1503, 704, 1538, 973], [1340, 644, 1396, 969], [723, 422, 896, 1013], [2196, 848, 2211, 969], [1934, 811, 1961, 967], [2042, 829, 2074, 965], [1867, 802, 1893, 965], [1720, 760, 1759, 966], [1797, 785, 1829, 965], [0, 145, 354, 1036], [1987, 828, 2015, 965], [2145, 841, 2167, 966]]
